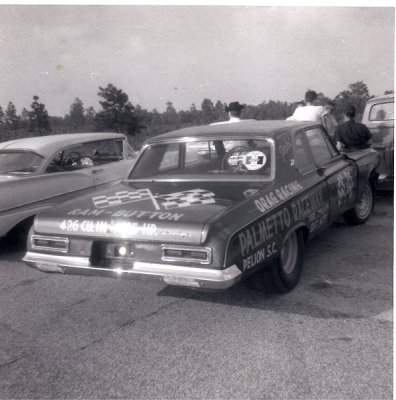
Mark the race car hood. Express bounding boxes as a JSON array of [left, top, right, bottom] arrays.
[[34, 180, 266, 244]]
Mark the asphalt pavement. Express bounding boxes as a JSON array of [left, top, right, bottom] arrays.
[[0, 193, 392, 399]]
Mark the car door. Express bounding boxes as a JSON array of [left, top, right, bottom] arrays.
[[38, 138, 132, 202], [305, 126, 358, 220], [364, 99, 394, 180], [0, 147, 97, 224], [292, 130, 330, 233], [88, 139, 135, 185]]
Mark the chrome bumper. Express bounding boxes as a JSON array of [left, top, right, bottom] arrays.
[[23, 251, 242, 290]]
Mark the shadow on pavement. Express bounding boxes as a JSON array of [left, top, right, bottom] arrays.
[[157, 191, 393, 320], [156, 282, 368, 320]]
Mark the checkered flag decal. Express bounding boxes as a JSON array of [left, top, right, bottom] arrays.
[[158, 189, 215, 209], [93, 189, 152, 209]]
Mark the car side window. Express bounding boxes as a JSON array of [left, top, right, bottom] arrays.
[[92, 140, 123, 163], [305, 128, 335, 166], [293, 132, 315, 174], [158, 143, 180, 172], [45, 139, 124, 173], [369, 102, 394, 121]]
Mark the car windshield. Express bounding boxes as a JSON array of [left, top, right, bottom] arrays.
[[0, 151, 44, 175], [129, 138, 275, 181]]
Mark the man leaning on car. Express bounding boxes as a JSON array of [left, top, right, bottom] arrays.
[[335, 104, 372, 150]]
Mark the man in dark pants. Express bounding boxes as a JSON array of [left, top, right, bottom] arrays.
[[335, 104, 372, 150]]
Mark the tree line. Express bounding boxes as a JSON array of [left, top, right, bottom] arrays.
[[0, 81, 392, 148]]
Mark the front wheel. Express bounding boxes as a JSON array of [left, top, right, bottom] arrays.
[[343, 183, 374, 225], [248, 230, 304, 294]]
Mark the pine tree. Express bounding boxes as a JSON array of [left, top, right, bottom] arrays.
[[95, 84, 138, 135], [0, 105, 5, 127], [69, 98, 85, 131], [28, 96, 51, 135], [5, 102, 19, 130]]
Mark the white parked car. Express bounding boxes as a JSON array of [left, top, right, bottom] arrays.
[[361, 94, 394, 190], [0, 132, 136, 240]]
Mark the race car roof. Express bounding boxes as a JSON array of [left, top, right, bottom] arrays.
[[0, 132, 127, 158], [146, 120, 320, 144]]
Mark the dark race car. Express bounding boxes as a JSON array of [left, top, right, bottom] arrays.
[[23, 120, 379, 293]]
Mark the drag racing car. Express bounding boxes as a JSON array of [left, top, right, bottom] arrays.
[[23, 121, 379, 293]]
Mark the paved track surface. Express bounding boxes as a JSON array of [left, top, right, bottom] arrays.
[[0, 193, 392, 399]]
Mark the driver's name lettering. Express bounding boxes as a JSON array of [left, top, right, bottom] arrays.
[[242, 242, 277, 271], [67, 208, 184, 221], [68, 208, 105, 216], [255, 181, 303, 212], [239, 207, 291, 257], [59, 219, 158, 236], [111, 210, 183, 221]]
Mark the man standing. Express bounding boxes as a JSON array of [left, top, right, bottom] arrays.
[[211, 101, 245, 125], [287, 90, 325, 122], [335, 104, 372, 150]]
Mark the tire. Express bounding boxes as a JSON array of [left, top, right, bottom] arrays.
[[343, 183, 374, 225], [248, 229, 304, 294]]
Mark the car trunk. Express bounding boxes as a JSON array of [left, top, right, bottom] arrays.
[[33, 180, 266, 244]]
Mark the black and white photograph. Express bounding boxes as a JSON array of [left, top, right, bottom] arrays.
[[0, 3, 394, 399]]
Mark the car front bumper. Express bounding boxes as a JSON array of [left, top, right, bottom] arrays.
[[23, 251, 243, 290]]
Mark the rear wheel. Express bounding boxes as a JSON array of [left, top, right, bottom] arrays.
[[249, 229, 304, 294], [343, 183, 374, 225]]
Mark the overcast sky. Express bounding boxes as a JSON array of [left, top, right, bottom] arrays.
[[0, 5, 394, 116]]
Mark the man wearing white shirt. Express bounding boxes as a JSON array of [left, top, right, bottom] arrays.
[[287, 90, 325, 123]]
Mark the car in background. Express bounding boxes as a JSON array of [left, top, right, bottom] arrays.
[[24, 121, 379, 294], [361, 94, 394, 190], [0, 132, 136, 241]]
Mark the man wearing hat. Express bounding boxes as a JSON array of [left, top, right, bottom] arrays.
[[211, 101, 245, 125]]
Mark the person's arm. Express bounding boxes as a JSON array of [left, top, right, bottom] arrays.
[[321, 112, 328, 128], [289, 106, 303, 120], [318, 106, 328, 126], [334, 125, 345, 149]]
